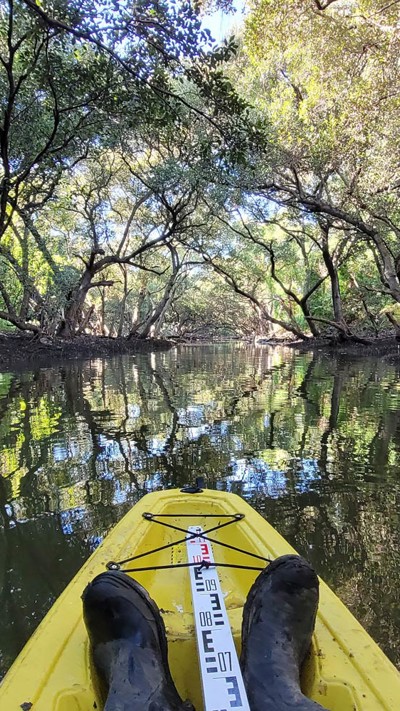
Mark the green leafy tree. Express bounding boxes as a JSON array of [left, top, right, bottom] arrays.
[[235, 0, 400, 334]]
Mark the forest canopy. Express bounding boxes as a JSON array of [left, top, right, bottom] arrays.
[[1, 0, 400, 343]]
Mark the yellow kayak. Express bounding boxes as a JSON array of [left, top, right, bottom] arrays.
[[1, 487, 400, 710]]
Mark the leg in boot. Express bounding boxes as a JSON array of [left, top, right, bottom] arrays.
[[82, 570, 193, 711], [241, 555, 326, 711]]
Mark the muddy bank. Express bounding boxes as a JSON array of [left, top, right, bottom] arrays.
[[1, 332, 400, 372], [0, 333, 174, 371], [286, 336, 400, 358]]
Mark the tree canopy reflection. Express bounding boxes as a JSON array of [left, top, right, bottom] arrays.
[[1, 345, 400, 675]]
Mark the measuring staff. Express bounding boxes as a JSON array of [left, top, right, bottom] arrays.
[[186, 526, 250, 711]]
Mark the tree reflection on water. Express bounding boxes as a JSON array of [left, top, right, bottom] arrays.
[[1, 344, 400, 677]]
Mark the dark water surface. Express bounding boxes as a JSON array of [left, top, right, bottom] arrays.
[[1, 344, 400, 679]]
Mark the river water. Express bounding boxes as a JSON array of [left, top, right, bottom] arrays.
[[1, 344, 400, 679]]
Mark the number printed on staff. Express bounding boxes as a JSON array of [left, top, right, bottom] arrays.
[[205, 579, 217, 591], [218, 651, 232, 672], [199, 611, 213, 627]]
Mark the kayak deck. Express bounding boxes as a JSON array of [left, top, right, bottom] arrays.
[[1, 488, 400, 710]]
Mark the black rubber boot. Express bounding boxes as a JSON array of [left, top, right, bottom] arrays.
[[241, 555, 325, 711], [82, 571, 194, 711]]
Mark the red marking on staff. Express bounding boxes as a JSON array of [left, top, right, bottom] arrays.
[[201, 543, 210, 559]]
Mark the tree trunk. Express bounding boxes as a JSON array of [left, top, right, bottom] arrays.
[[129, 247, 180, 340], [320, 226, 348, 334], [128, 289, 146, 337], [152, 294, 173, 338], [19, 225, 30, 321], [385, 312, 400, 340], [372, 232, 400, 302], [79, 305, 95, 333], [99, 287, 106, 335], [302, 300, 320, 337], [350, 273, 378, 336], [117, 266, 129, 337], [57, 269, 93, 338], [136, 271, 178, 339]]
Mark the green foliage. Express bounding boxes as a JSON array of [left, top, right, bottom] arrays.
[[1, 0, 400, 340]]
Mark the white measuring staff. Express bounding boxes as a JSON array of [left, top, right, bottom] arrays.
[[186, 526, 250, 711]]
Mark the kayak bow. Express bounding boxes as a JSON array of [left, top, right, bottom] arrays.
[[1, 487, 399, 710]]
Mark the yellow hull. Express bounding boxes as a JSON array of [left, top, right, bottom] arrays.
[[1, 488, 400, 710]]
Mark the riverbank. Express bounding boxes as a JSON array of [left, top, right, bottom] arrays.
[[286, 335, 400, 358], [1, 332, 400, 371], [0, 332, 174, 371]]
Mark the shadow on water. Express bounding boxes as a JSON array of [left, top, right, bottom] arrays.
[[1, 344, 400, 676]]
